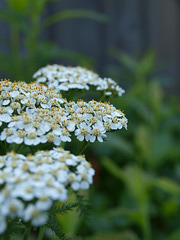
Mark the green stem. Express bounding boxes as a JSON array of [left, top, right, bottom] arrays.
[[77, 141, 90, 155], [37, 226, 45, 240], [15, 144, 24, 154], [30, 146, 36, 155], [100, 92, 110, 102], [23, 222, 31, 240], [25, 2, 46, 81], [60, 141, 66, 149], [141, 204, 152, 240], [10, 26, 23, 80], [0, 142, 8, 154]]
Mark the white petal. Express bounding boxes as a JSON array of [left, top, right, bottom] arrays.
[[67, 121, 75, 132], [77, 135, 84, 141], [0, 216, 7, 234], [80, 181, 89, 190], [90, 135, 96, 142], [58, 170, 68, 183], [71, 182, 80, 191], [97, 136, 103, 142], [2, 100, 10, 105], [0, 114, 11, 122], [54, 137, 61, 146], [75, 129, 81, 136]]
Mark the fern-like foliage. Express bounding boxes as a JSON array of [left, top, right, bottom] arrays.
[[49, 202, 78, 215], [46, 201, 78, 240], [0, 218, 24, 240], [75, 193, 91, 222], [46, 198, 91, 239], [46, 214, 67, 240]]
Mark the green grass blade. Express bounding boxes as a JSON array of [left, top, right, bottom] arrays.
[[42, 9, 108, 29]]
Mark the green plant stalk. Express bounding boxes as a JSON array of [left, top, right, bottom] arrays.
[[25, 2, 46, 81], [10, 26, 23, 80], [30, 146, 36, 155], [37, 226, 45, 240], [23, 222, 31, 240], [60, 141, 66, 149], [141, 203, 152, 240], [77, 141, 90, 155], [0, 141, 9, 154], [42, 9, 108, 29], [14, 144, 24, 154], [25, 17, 39, 80]]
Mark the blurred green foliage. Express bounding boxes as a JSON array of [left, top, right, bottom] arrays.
[[0, 0, 107, 82], [79, 50, 180, 240]]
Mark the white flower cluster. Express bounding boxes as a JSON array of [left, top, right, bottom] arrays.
[[68, 99, 128, 142], [33, 65, 125, 97], [0, 148, 95, 233], [0, 79, 65, 126], [0, 74, 128, 236], [0, 99, 127, 146]]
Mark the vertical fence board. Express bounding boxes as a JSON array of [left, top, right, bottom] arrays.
[[146, 0, 180, 90]]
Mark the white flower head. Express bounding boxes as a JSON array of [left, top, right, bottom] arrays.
[[0, 148, 95, 233], [33, 65, 125, 97], [0, 79, 66, 127]]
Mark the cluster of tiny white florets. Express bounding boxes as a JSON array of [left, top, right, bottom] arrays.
[[67, 99, 128, 142], [0, 148, 95, 233], [0, 75, 128, 235], [33, 65, 125, 97], [0, 79, 66, 126], [0, 99, 127, 146]]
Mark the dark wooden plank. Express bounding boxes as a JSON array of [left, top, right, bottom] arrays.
[[146, 0, 180, 91], [104, 0, 143, 54], [48, 0, 105, 71]]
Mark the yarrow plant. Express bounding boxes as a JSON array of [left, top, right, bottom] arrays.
[[0, 148, 94, 234], [0, 66, 128, 239], [0, 99, 127, 146], [33, 65, 125, 97]]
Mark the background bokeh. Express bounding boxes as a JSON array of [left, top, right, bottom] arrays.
[[0, 1, 180, 240]]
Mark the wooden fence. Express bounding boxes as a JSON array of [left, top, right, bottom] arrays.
[[0, 0, 179, 91], [47, 0, 180, 92]]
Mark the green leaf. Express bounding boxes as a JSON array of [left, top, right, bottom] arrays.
[[105, 207, 143, 225], [108, 47, 138, 73], [56, 191, 81, 235], [84, 231, 140, 240], [147, 133, 173, 169], [154, 178, 180, 195], [47, 0, 63, 2], [102, 157, 125, 182], [49, 202, 78, 215], [46, 215, 67, 240], [137, 50, 155, 77], [0, 9, 28, 32], [162, 200, 179, 217], [103, 159, 153, 205], [0, 52, 13, 73], [42, 9, 108, 29], [1, 218, 24, 240], [165, 229, 180, 240], [105, 134, 134, 157], [75, 193, 91, 221], [148, 80, 164, 111], [6, 0, 30, 13]]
